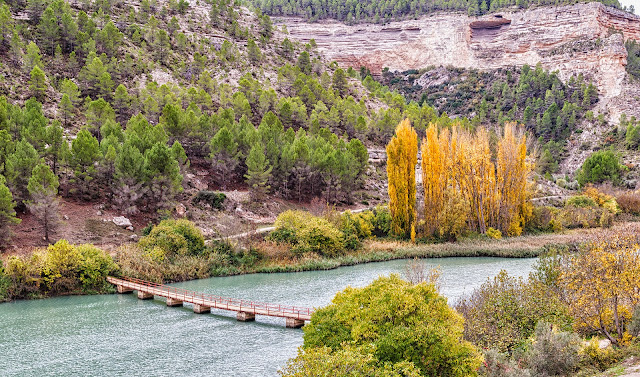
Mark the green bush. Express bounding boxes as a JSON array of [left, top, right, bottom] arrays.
[[577, 150, 623, 186], [192, 191, 226, 210], [455, 271, 572, 353], [566, 195, 597, 208], [139, 219, 206, 257], [2, 240, 118, 299], [77, 244, 119, 292], [0, 260, 9, 302], [371, 205, 391, 237], [303, 275, 482, 376], [339, 210, 375, 250], [630, 306, 640, 338], [269, 210, 346, 257], [527, 322, 581, 377]]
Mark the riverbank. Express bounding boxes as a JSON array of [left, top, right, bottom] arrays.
[[3, 222, 637, 302], [229, 222, 636, 275]]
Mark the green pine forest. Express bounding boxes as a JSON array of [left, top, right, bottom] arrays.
[[249, 0, 624, 23]]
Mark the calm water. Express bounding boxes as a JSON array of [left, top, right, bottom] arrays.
[[0, 257, 536, 376]]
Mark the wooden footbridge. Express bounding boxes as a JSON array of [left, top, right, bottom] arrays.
[[107, 276, 312, 328]]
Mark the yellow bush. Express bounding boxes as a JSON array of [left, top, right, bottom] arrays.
[[271, 210, 346, 257], [486, 227, 502, 239], [580, 339, 623, 371]]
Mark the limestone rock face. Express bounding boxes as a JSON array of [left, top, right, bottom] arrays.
[[279, 3, 639, 98]]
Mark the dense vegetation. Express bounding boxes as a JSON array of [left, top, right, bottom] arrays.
[[0, 0, 453, 247], [281, 275, 482, 376], [387, 120, 533, 240], [250, 0, 623, 23], [281, 231, 640, 376]]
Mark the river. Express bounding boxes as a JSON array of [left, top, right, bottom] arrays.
[[0, 257, 536, 376]]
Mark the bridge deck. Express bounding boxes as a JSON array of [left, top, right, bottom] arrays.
[[107, 276, 312, 321]]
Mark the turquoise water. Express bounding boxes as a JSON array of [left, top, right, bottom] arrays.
[[0, 257, 536, 376]]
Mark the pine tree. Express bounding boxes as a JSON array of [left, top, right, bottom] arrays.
[[27, 162, 59, 243], [244, 143, 272, 200], [69, 129, 101, 198], [247, 38, 262, 64], [38, 6, 59, 55], [24, 41, 42, 73], [332, 68, 348, 97], [297, 51, 312, 74], [43, 122, 65, 176], [114, 141, 146, 214], [29, 66, 47, 101], [0, 176, 20, 248], [113, 84, 131, 123], [59, 93, 73, 127], [5, 139, 39, 205], [386, 119, 418, 239], [60, 78, 81, 106], [209, 126, 239, 189], [143, 143, 182, 211]]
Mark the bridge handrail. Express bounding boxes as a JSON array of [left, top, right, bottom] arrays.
[[108, 276, 313, 315]]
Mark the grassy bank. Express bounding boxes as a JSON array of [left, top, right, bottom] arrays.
[[221, 224, 628, 275]]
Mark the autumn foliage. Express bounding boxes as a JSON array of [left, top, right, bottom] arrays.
[[386, 119, 418, 239], [390, 120, 533, 239]]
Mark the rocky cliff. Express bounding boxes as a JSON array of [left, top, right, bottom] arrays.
[[279, 3, 640, 99]]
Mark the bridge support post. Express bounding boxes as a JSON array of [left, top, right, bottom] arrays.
[[286, 318, 305, 329], [117, 285, 134, 294], [237, 312, 255, 322], [137, 291, 154, 300], [166, 297, 183, 307], [193, 304, 211, 314]]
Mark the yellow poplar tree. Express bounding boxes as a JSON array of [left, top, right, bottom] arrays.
[[418, 122, 531, 237], [421, 123, 447, 235], [496, 122, 532, 235], [387, 118, 418, 239]]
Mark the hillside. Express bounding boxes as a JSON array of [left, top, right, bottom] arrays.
[[0, 0, 416, 250], [2, 0, 640, 251]]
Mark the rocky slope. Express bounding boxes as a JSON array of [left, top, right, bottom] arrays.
[[279, 3, 639, 99]]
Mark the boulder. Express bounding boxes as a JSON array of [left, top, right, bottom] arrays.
[[113, 216, 132, 228]]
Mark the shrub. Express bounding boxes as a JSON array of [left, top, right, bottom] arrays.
[[302, 275, 482, 376], [526, 322, 581, 377], [2, 240, 117, 299], [527, 206, 558, 232], [480, 349, 531, 377], [580, 339, 623, 372], [577, 150, 623, 186], [615, 190, 640, 214], [371, 205, 391, 237], [583, 186, 620, 213], [0, 260, 9, 302], [139, 219, 206, 257], [339, 210, 375, 250], [192, 191, 226, 210], [565, 195, 597, 208], [486, 227, 502, 240], [77, 244, 119, 292], [270, 210, 345, 257], [455, 271, 571, 353]]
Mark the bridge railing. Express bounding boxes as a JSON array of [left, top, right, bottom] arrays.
[[110, 276, 313, 318]]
